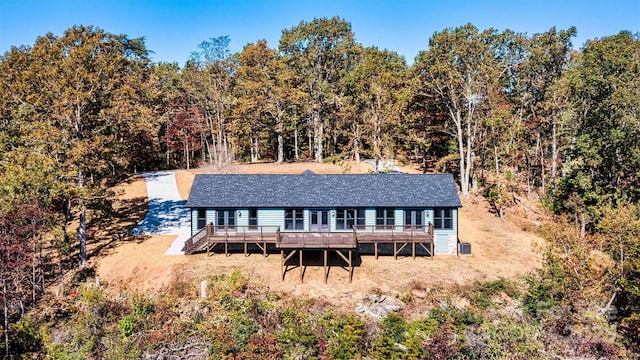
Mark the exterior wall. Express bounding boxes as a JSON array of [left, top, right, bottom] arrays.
[[206, 209, 215, 226], [302, 209, 309, 232], [329, 209, 336, 232], [236, 209, 249, 227], [434, 208, 458, 255], [188, 206, 460, 255], [365, 208, 376, 227], [393, 208, 403, 228], [258, 208, 284, 227], [425, 208, 434, 226], [191, 209, 199, 235]]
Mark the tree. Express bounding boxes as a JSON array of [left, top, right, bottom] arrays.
[[557, 31, 640, 212], [0, 26, 153, 265], [0, 202, 50, 358], [414, 24, 514, 196], [163, 110, 205, 169], [233, 40, 301, 163], [517, 27, 577, 194], [279, 17, 358, 162], [182, 36, 236, 167], [342, 47, 409, 163]]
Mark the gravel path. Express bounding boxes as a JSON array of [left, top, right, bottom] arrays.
[[130, 171, 190, 255]]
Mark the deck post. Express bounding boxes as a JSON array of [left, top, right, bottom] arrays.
[[324, 250, 328, 284], [281, 250, 284, 281], [224, 230, 228, 256], [412, 240, 416, 260], [374, 242, 378, 260], [349, 250, 353, 283], [299, 250, 303, 284], [394, 242, 397, 260], [431, 241, 434, 259]]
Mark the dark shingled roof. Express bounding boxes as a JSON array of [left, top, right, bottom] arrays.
[[185, 172, 462, 208]]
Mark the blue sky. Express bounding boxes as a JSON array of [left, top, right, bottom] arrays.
[[1, 0, 638, 66]]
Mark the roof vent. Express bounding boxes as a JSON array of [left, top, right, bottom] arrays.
[[301, 170, 316, 176]]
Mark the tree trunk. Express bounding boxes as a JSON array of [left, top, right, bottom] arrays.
[[453, 109, 469, 196], [250, 136, 258, 163], [277, 132, 284, 163], [294, 122, 299, 161], [2, 278, 8, 358], [353, 123, 361, 164], [312, 110, 323, 162], [184, 139, 190, 170], [551, 118, 558, 194], [78, 169, 87, 266]]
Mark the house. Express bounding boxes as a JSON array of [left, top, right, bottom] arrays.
[[183, 171, 462, 281]]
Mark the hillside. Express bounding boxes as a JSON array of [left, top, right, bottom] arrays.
[[94, 162, 543, 305]]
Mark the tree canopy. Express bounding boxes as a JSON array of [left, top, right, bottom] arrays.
[[1, 20, 640, 356]]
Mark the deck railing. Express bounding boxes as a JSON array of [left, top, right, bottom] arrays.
[[277, 231, 357, 248], [207, 224, 281, 239], [353, 224, 433, 241], [184, 223, 434, 254], [183, 225, 210, 254]]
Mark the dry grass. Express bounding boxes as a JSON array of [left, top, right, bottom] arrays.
[[93, 161, 543, 306]]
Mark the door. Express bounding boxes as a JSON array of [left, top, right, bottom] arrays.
[[404, 210, 424, 231], [216, 210, 236, 229], [197, 209, 207, 230], [309, 210, 329, 231]]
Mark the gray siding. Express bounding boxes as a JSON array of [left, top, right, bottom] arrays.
[[206, 209, 215, 226], [394, 208, 403, 229], [434, 208, 458, 255], [258, 208, 284, 228], [365, 208, 376, 227], [425, 208, 434, 226], [302, 209, 309, 232], [236, 209, 249, 227], [191, 209, 198, 235], [329, 209, 336, 232]]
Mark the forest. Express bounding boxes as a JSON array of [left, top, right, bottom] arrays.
[[0, 17, 639, 358]]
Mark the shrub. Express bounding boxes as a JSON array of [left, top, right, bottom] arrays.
[[7, 317, 42, 357], [117, 315, 135, 338], [321, 312, 365, 359], [470, 278, 519, 309], [482, 315, 545, 359]]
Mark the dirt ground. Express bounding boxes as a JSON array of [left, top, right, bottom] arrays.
[[94, 162, 543, 306]]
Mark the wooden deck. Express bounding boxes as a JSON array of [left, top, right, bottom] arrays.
[[183, 224, 435, 283]]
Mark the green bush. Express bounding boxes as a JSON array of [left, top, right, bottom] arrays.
[[482, 315, 545, 359], [7, 317, 42, 358], [117, 315, 135, 338], [277, 301, 318, 358], [470, 278, 519, 309], [321, 312, 365, 359]]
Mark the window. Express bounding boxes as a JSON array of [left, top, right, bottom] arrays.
[[285, 208, 304, 230], [434, 208, 453, 229], [336, 208, 365, 230], [197, 209, 206, 229], [216, 209, 235, 227], [404, 209, 424, 230], [249, 208, 258, 229], [376, 208, 395, 229]]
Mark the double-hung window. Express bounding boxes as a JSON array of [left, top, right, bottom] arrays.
[[434, 208, 453, 229], [216, 209, 236, 227], [285, 208, 304, 230], [376, 208, 395, 229], [197, 209, 206, 229], [248, 208, 258, 230], [336, 208, 365, 230]]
